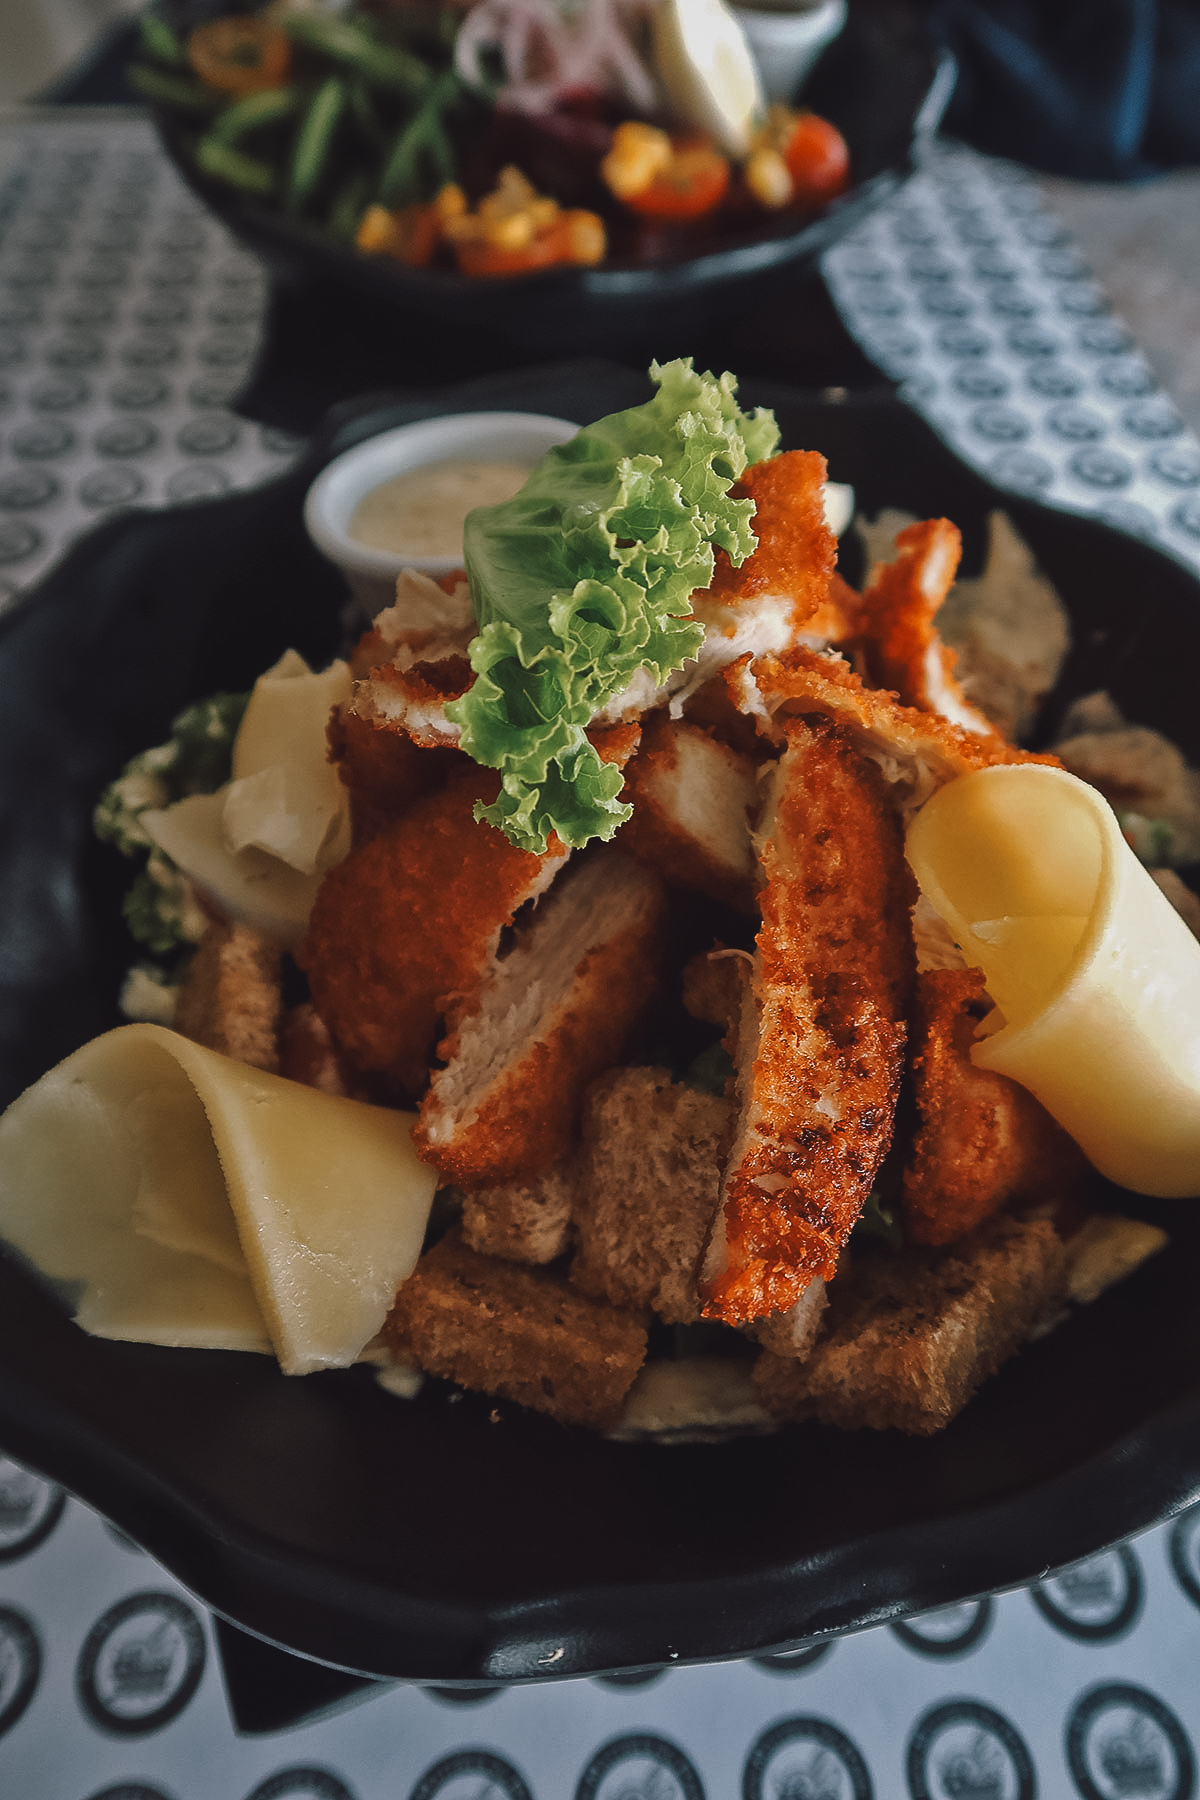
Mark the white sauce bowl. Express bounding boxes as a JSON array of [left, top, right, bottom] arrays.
[[732, 0, 848, 104], [304, 410, 579, 614]]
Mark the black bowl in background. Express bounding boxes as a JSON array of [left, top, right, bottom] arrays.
[[146, 0, 949, 359], [2, 364, 1200, 1685]]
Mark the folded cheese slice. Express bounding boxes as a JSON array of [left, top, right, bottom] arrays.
[[143, 650, 353, 949], [906, 763, 1200, 1197], [0, 1025, 435, 1372]]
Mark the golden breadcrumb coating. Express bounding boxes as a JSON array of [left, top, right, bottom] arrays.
[[706, 450, 836, 628], [857, 519, 994, 734], [902, 969, 1086, 1245], [701, 717, 914, 1326]]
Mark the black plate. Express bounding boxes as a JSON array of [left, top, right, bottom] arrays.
[[149, 0, 949, 358], [2, 363, 1200, 1685]]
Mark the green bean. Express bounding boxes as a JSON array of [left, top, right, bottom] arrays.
[[211, 84, 303, 145], [378, 69, 460, 208], [287, 75, 347, 212], [138, 12, 187, 68], [128, 64, 222, 114], [347, 77, 388, 151], [282, 14, 431, 100], [328, 168, 373, 240], [194, 136, 276, 196]]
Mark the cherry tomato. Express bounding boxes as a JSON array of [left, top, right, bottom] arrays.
[[782, 112, 850, 202], [622, 140, 730, 220], [188, 17, 292, 98]]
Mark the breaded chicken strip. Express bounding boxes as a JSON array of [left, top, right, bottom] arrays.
[[619, 714, 761, 912], [301, 764, 566, 1094], [415, 853, 665, 1189], [858, 519, 995, 735], [700, 717, 914, 1327], [903, 968, 1086, 1246], [728, 646, 1056, 820]]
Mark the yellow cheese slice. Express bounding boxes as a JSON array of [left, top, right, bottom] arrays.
[[141, 650, 352, 948], [906, 763, 1200, 1196], [0, 1026, 436, 1373]]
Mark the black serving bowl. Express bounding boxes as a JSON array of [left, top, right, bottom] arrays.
[[2, 363, 1200, 1685], [146, 0, 949, 359]]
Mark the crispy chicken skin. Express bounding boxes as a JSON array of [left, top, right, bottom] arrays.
[[300, 764, 565, 1095], [903, 968, 1086, 1245], [701, 717, 914, 1326]]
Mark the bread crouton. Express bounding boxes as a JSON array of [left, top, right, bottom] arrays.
[[384, 1230, 647, 1429], [753, 1213, 1067, 1435], [461, 1162, 576, 1265], [571, 1067, 733, 1323], [174, 918, 282, 1072]]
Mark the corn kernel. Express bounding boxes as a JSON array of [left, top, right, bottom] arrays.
[[564, 210, 607, 266], [355, 204, 401, 256], [745, 147, 793, 210], [433, 183, 467, 223], [483, 208, 535, 251], [527, 196, 560, 231], [601, 120, 673, 200]]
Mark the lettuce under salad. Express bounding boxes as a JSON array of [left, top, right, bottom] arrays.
[[450, 359, 779, 854]]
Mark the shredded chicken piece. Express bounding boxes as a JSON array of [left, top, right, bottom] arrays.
[[700, 717, 913, 1326], [619, 714, 761, 911]]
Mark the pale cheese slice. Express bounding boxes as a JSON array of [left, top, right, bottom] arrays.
[[906, 764, 1200, 1197], [142, 650, 352, 948], [0, 1025, 436, 1373]]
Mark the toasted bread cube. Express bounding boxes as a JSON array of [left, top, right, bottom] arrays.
[[571, 1068, 733, 1323], [461, 1162, 576, 1265], [385, 1231, 647, 1430], [174, 918, 282, 1073], [753, 1214, 1067, 1435]]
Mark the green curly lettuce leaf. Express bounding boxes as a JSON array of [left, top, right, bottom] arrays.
[[449, 359, 780, 853]]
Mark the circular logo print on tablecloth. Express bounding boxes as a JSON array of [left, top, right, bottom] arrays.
[[0, 1605, 41, 1739], [1168, 1501, 1200, 1610], [576, 1732, 705, 1800], [245, 1768, 356, 1800], [408, 1749, 533, 1800], [750, 1642, 835, 1676], [86, 1787, 177, 1800], [1030, 1544, 1142, 1641], [76, 1590, 206, 1735], [1065, 1683, 1195, 1800], [907, 1700, 1035, 1800], [0, 1455, 66, 1561], [891, 1600, 993, 1659], [743, 1715, 872, 1800]]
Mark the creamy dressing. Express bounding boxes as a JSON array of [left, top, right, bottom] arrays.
[[348, 458, 532, 557]]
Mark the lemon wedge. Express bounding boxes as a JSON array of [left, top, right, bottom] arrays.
[[652, 0, 764, 158]]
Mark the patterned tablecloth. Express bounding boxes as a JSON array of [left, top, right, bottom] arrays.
[[3, 110, 1200, 1800]]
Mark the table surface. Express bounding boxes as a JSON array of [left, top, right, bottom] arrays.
[[2, 107, 1200, 1800]]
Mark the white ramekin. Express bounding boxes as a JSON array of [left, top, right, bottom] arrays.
[[304, 410, 578, 615], [732, 0, 848, 104]]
